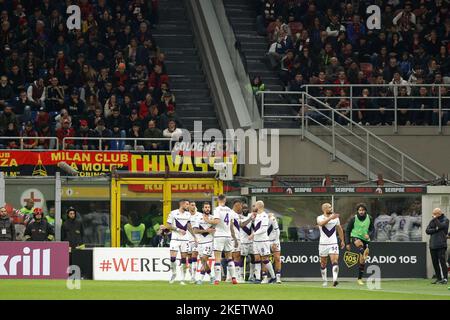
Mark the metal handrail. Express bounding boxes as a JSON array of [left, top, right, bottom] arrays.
[[0, 136, 59, 150], [63, 137, 172, 152], [303, 107, 428, 180], [296, 91, 439, 181], [260, 83, 450, 133]]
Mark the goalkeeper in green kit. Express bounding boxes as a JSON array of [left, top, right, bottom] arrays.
[[345, 203, 374, 285]]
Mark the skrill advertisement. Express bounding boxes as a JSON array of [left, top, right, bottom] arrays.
[[0, 242, 69, 279]]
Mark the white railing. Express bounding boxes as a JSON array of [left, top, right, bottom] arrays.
[[260, 83, 450, 133], [261, 91, 439, 181], [0, 136, 59, 150]]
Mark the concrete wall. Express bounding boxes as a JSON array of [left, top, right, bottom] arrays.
[[243, 127, 449, 180], [243, 135, 367, 180]]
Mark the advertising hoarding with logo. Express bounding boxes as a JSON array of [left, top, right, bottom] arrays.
[[93, 247, 214, 281], [280, 242, 426, 278], [0, 242, 69, 279]]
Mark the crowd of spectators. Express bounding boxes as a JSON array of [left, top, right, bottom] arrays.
[[256, 0, 450, 126], [0, 0, 184, 150]]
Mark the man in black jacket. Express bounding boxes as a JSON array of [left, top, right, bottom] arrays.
[[426, 208, 449, 284], [61, 207, 85, 252], [24, 208, 54, 241], [0, 206, 15, 241]]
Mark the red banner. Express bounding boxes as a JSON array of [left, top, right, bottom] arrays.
[[0, 151, 237, 177]]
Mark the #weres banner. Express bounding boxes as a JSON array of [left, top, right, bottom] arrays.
[[93, 247, 215, 281]]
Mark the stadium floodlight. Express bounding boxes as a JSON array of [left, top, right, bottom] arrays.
[[213, 162, 233, 181]]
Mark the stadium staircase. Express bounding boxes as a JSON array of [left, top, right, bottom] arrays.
[[222, 0, 284, 92], [153, 0, 220, 132], [299, 92, 439, 181]]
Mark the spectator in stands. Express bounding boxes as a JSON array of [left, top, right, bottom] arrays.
[[21, 120, 38, 149], [159, 82, 175, 104], [397, 86, 411, 125], [335, 91, 351, 126], [0, 105, 19, 135], [143, 104, 161, 130], [59, 65, 77, 95], [389, 72, 410, 96], [8, 65, 25, 95], [126, 121, 144, 150], [160, 105, 181, 131], [131, 79, 149, 105], [104, 94, 119, 119], [27, 78, 45, 108], [14, 90, 36, 115], [139, 93, 153, 119], [326, 15, 345, 39], [373, 89, 393, 126], [333, 70, 349, 95], [0, 75, 14, 107], [393, 1, 416, 39], [148, 64, 169, 98], [114, 62, 130, 97], [45, 77, 65, 113], [67, 89, 85, 130], [159, 91, 176, 114], [90, 119, 112, 151], [37, 124, 55, 150], [263, 0, 278, 25], [3, 122, 20, 149], [413, 87, 434, 125], [354, 88, 373, 125], [163, 119, 183, 141], [106, 108, 127, 134], [75, 119, 92, 151], [54, 109, 72, 130], [110, 124, 126, 151], [438, 86, 450, 126], [34, 106, 49, 130], [57, 119, 76, 150], [267, 27, 293, 69], [144, 119, 163, 151]]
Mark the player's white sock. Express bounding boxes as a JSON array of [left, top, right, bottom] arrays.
[[214, 263, 221, 282], [226, 266, 231, 281], [332, 263, 339, 282], [255, 262, 261, 281], [235, 262, 241, 281], [321, 267, 327, 282], [182, 264, 188, 281], [170, 257, 177, 276], [227, 260, 236, 279], [249, 263, 255, 280], [263, 260, 275, 279], [191, 260, 198, 281]]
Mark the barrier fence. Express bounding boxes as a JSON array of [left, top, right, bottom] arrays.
[[260, 83, 450, 133]]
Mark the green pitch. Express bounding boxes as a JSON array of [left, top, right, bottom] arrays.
[[0, 279, 449, 300]]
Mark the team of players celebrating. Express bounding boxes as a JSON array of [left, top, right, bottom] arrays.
[[166, 195, 281, 285], [166, 195, 372, 286]]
